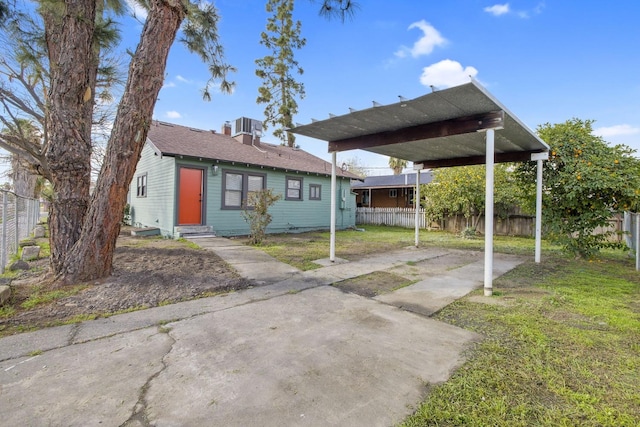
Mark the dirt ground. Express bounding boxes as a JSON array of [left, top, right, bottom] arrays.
[[0, 234, 251, 336]]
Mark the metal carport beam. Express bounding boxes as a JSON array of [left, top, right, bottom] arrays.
[[417, 150, 545, 169], [327, 111, 505, 153]]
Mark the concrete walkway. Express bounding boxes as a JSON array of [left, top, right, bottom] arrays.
[[0, 238, 524, 426]]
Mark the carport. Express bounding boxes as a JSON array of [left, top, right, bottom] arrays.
[[290, 80, 549, 296]]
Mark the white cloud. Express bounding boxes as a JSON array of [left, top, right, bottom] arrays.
[[484, 2, 545, 18], [419, 59, 478, 89], [176, 75, 191, 83], [163, 81, 176, 88], [484, 3, 510, 16], [166, 111, 182, 119], [395, 20, 447, 58], [593, 124, 640, 138]]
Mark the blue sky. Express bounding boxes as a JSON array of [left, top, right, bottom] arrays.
[[124, 0, 640, 175]]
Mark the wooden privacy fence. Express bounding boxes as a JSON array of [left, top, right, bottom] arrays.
[[356, 207, 534, 236], [356, 207, 626, 239]]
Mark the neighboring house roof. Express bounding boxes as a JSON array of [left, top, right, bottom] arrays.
[[351, 172, 433, 189], [146, 121, 359, 179]]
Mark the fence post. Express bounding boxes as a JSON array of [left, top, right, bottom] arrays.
[[27, 198, 33, 237], [14, 195, 19, 254], [1, 192, 7, 274], [632, 213, 640, 271]]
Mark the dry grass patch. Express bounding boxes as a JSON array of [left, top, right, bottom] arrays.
[[333, 271, 416, 298]]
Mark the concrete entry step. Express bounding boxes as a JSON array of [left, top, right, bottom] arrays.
[[182, 233, 217, 238], [130, 227, 161, 237], [174, 225, 214, 238]]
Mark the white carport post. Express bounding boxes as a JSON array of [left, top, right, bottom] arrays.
[[330, 151, 337, 262], [414, 163, 423, 247], [484, 129, 495, 297], [531, 152, 549, 263]]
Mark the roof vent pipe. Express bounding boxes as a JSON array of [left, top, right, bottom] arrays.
[[251, 121, 267, 153]]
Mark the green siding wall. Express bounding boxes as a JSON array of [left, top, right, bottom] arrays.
[[207, 164, 356, 237], [129, 144, 176, 236], [130, 148, 356, 237]]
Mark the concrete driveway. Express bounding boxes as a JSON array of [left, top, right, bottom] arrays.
[[0, 240, 523, 426]]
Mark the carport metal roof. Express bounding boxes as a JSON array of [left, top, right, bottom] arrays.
[[290, 80, 549, 167], [289, 80, 549, 296]]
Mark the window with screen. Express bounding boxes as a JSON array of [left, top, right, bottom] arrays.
[[222, 170, 266, 209], [247, 175, 265, 207], [286, 177, 303, 201]]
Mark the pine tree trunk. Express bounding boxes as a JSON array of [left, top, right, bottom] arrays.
[[53, 0, 186, 284], [43, 0, 97, 273]]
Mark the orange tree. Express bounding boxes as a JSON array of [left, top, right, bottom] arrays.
[[421, 164, 520, 232], [516, 118, 640, 258]]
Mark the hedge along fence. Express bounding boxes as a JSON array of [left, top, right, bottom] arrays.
[[356, 207, 625, 239], [0, 190, 41, 273]]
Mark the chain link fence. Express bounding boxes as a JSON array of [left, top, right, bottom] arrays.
[[0, 190, 42, 274]]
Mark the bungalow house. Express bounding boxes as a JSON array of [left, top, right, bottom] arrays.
[[351, 172, 433, 208], [128, 118, 359, 238]]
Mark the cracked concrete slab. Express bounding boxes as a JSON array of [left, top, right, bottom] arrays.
[[0, 286, 480, 427], [0, 327, 173, 427], [144, 286, 480, 426], [0, 238, 526, 426]]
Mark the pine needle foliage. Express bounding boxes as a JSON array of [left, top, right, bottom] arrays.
[[256, 0, 305, 147]]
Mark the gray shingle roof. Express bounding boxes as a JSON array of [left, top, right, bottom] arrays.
[[146, 121, 359, 179], [350, 172, 433, 189]]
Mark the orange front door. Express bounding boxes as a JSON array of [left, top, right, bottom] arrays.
[[178, 167, 204, 225]]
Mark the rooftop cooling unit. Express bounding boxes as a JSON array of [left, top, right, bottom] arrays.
[[235, 117, 262, 136]]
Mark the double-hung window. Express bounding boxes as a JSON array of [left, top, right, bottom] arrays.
[[286, 177, 303, 201], [309, 184, 321, 200], [136, 174, 147, 197], [246, 175, 264, 207], [222, 170, 266, 209]]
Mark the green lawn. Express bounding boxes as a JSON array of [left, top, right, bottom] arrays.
[[248, 226, 640, 426], [401, 256, 640, 426], [249, 225, 562, 270]]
